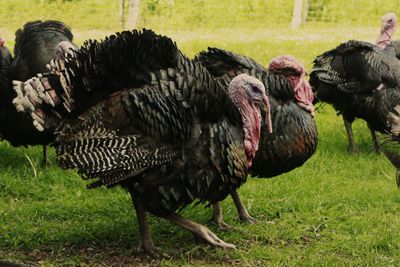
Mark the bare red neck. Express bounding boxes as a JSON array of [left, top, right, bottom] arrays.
[[230, 89, 263, 167], [377, 14, 397, 48], [287, 75, 315, 117]]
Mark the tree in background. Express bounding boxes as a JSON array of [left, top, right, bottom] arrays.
[[120, 0, 141, 29], [291, 0, 309, 28], [120, 0, 125, 29]]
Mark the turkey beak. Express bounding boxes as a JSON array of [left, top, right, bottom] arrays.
[[262, 95, 273, 134]]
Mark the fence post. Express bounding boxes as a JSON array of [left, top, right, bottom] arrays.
[[120, 0, 125, 29], [291, 0, 303, 29], [127, 0, 141, 29]]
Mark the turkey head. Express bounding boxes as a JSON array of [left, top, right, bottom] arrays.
[[268, 55, 315, 117]]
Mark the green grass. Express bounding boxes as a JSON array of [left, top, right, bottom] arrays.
[[2, 1, 400, 266], [2, 106, 399, 266]]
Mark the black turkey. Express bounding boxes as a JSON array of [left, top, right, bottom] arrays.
[[310, 38, 400, 153], [196, 48, 317, 228], [0, 20, 76, 165], [0, 37, 13, 140], [12, 29, 272, 257], [310, 12, 400, 153]]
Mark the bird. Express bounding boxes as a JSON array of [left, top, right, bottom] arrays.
[[310, 39, 400, 154], [0, 37, 14, 140], [310, 12, 400, 154], [195, 48, 318, 229], [0, 20, 77, 165], [12, 29, 273, 257]]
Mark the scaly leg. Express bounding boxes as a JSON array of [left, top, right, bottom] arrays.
[[368, 124, 380, 153], [343, 117, 358, 154], [163, 213, 236, 249], [129, 189, 161, 258], [42, 145, 47, 167], [210, 202, 232, 230], [231, 191, 257, 224]]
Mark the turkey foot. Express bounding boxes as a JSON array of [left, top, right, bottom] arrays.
[[136, 239, 162, 259], [344, 117, 359, 154], [164, 213, 236, 249], [210, 202, 232, 231], [231, 191, 257, 224], [130, 191, 163, 258]]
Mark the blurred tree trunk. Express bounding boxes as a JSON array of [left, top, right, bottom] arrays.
[[127, 0, 141, 29], [120, 0, 125, 29], [302, 0, 309, 24], [291, 0, 303, 29]]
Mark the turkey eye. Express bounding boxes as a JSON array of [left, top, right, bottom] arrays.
[[251, 85, 259, 92]]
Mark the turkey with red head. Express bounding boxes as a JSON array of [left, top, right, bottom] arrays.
[[12, 29, 272, 257], [196, 48, 317, 228], [310, 12, 400, 154]]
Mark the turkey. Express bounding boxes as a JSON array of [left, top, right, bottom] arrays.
[[310, 39, 400, 154], [0, 37, 13, 140], [310, 12, 400, 153], [0, 20, 76, 165], [12, 29, 272, 257], [196, 48, 317, 228]]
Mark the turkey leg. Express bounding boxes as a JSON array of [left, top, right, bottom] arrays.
[[129, 189, 161, 258], [211, 191, 256, 229], [231, 191, 257, 224], [211, 202, 232, 230], [368, 124, 380, 153], [163, 213, 236, 249], [343, 117, 358, 153], [42, 145, 47, 166]]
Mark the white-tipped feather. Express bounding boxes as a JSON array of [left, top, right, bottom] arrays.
[[44, 92, 56, 107], [33, 120, 44, 132], [12, 80, 36, 112], [31, 112, 45, 125], [388, 105, 400, 136], [24, 82, 41, 105]]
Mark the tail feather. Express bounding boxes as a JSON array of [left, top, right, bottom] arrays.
[[12, 29, 182, 131], [55, 105, 178, 188]]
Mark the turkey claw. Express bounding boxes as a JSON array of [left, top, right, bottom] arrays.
[[239, 213, 257, 224], [209, 217, 232, 231], [137, 241, 166, 259], [192, 225, 236, 249]]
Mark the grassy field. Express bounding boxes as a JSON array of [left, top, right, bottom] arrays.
[[2, 1, 400, 266]]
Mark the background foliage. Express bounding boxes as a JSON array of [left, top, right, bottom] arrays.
[[1, 0, 400, 266], [1, 0, 400, 32]]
